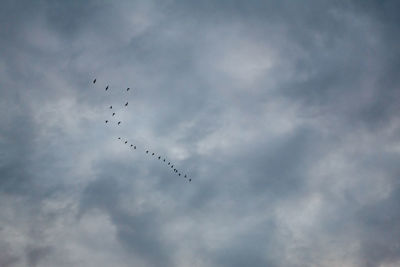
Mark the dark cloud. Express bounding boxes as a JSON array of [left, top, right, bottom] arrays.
[[1, 0, 399, 266]]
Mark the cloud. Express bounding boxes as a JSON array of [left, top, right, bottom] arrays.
[[0, 0, 399, 266]]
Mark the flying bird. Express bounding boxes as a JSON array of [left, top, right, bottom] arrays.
[[189, 179, 191, 182], [146, 150, 149, 153], [184, 175, 187, 178], [105, 120, 108, 123], [130, 144, 133, 147], [118, 137, 121, 140], [158, 156, 161, 159], [125, 141, 128, 144], [112, 113, 115, 116], [106, 85, 109, 90], [118, 121, 121, 125], [152, 153, 154, 156], [110, 105, 112, 109], [163, 159, 165, 162], [168, 162, 170, 165], [93, 78, 96, 84], [178, 173, 181, 176], [125, 102, 128, 107], [134, 146, 136, 149], [127, 88, 130, 91]]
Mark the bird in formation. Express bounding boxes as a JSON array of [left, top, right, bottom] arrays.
[[95, 78, 191, 183]]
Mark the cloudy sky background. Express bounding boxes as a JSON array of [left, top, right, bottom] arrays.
[[1, 0, 400, 266]]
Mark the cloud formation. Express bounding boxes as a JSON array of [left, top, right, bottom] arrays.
[[1, 0, 399, 266]]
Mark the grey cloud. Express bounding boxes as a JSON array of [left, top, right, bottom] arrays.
[[1, 0, 400, 266]]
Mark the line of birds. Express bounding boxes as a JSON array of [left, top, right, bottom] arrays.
[[93, 78, 191, 182]]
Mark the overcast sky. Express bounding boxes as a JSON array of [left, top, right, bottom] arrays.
[[1, 1, 400, 266]]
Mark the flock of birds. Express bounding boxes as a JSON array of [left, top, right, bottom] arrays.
[[93, 78, 192, 182]]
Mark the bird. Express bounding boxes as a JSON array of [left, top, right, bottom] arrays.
[[168, 162, 170, 165], [127, 88, 130, 91], [152, 153, 154, 156], [163, 159, 165, 162], [93, 79, 96, 84], [125, 141, 127, 144], [109, 105, 112, 109], [146, 150, 149, 153], [189, 179, 191, 182], [130, 144, 133, 147], [125, 102, 128, 107], [158, 156, 161, 160], [118, 121, 121, 125], [105, 120, 108, 123], [106, 85, 109, 90], [112, 112, 115, 116], [118, 137, 121, 140], [178, 173, 181, 176], [171, 165, 174, 168], [184, 175, 187, 178], [134, 146, 136, 149]]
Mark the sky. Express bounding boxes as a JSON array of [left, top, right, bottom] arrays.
[[0, 0, 400, 266]]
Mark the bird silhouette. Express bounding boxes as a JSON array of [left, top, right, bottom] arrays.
[[109, 105, 112, 109], [125, 141, 128, 144], [189, 179, 191, 182], [152, 153, 154, 156], [146, 150, 149, 153], [168, 162, 170, 165], [134, 146, 136, 149], [112, 112, 115, 116], [93, 79, 96, 84], [130, 144, 133, 147], [118, 137, 121, 140], [184, 175, 187, 178], [118, 121, 121, 125], [127, 88, 130, 91], [125, 102, 128, 107], [178, 173, 181, 176], [163, 159, 165, 162], [106, 85, 109, 90], [105, 120, 108, 123]]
